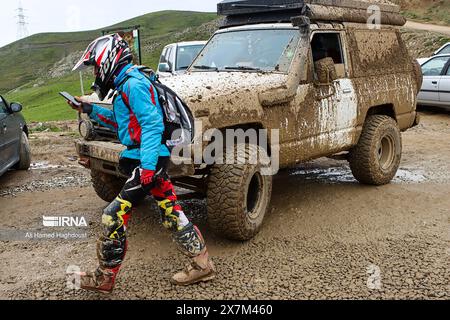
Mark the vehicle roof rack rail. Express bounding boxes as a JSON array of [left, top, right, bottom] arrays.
[[218, 0, 405, 28]]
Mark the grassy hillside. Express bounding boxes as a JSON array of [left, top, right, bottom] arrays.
[[2, 11, 217, 122], [0, 11, 216, 93], [6, 74, 94, 122], [393, 0, 450, 25]]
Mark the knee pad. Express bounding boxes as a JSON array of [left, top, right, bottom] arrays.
[[173, 224, 206, 258], [97, 236, 127, 269], [158, 199, 190, 232], [102, 197, 132, 239]]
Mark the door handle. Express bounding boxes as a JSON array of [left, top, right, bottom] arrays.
[[432, 81, 438, 85]]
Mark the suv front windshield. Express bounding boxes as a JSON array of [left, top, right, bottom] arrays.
[[191, 28, 300, 73]]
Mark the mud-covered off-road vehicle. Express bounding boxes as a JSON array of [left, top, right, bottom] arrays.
[[76, 0, 422, 241]]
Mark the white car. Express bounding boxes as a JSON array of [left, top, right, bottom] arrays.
[[417, 54, 450, 110], [417, 42, 450, 65], [157, 41, 207, 77]]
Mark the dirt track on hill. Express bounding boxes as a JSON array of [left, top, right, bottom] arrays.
[[405, 21, 450, 36], [0, 110, 449, 300]]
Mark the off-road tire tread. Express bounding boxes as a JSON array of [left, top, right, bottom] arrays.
[[349, 115, 402, 186]]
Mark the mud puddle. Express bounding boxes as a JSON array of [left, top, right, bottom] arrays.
[[289, 164, 427, 184]]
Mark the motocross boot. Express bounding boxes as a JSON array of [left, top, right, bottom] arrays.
[[75, 266, 120, 294], [172, 247, 216, 286]]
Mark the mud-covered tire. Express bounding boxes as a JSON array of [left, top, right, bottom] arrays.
[[207, 144, 273, 241], [14, 131, 31, 170], [91, 170, 125, 203], [349, 115, 402, 186]]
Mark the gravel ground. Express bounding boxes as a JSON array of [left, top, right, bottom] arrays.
[[0, 111, 449, 300]]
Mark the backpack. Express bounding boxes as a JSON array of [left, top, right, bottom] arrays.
[[118, 65, 195, 150]]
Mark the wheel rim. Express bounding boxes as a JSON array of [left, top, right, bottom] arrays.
[[378, 134, 395, 171], [246, 172, 263, 220]]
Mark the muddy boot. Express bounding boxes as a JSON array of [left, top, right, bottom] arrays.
[[172, 248, 216, 286], [75, 267, 119, 294]]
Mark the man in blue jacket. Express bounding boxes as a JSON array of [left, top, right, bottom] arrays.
[[69, 34, 215, 294]]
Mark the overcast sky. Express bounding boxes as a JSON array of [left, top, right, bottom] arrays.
[[0, 0, 220, 48]]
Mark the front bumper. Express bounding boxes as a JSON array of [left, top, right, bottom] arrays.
[[75, 139, 196, 178]]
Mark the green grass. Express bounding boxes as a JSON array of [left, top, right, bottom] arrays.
[[5, 73, 92, 122]]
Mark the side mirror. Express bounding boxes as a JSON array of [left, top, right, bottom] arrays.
[[10, 102, 23, 113], [314, 57, 337, 84], [291, 15, 311, 37], [158, 62, 171, 73]]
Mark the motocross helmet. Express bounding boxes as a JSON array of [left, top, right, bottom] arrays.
[[73, 34, 132, 100]]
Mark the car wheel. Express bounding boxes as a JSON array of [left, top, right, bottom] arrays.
[[14, 131, 31, 170], [207, 144, 273, 241], [349, 115, 402, 185]]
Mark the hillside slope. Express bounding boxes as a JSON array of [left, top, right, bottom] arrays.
[[393, 0, 450, 25], [0, 11, 216, 93]]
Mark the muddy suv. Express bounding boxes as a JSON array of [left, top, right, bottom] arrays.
[[76, 0, 422, 241]]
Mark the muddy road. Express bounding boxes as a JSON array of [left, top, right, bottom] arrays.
[[0, 110, 449, 300]]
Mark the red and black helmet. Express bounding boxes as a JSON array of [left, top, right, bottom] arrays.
[[73, 34, 133, 100]]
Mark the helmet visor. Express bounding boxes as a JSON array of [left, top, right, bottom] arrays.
[[72, 42, 96, 71]]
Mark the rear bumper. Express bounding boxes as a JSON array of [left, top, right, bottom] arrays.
[[75, 139, 196, 178]]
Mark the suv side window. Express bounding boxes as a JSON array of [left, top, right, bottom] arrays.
[[311, 32, 346, 78], [421, 57, 449, 76]]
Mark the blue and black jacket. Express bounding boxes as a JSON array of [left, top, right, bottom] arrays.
[[88, 64, 170, 171]]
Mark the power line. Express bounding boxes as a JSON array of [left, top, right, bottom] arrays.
[[16, 1, 29, 40]]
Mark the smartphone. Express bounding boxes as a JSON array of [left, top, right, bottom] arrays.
[[59, 91, 81, 107]]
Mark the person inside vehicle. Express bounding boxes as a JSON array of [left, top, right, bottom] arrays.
[[68, 34, 216, 293]]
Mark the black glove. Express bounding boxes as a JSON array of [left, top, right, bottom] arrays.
[[80, 101, 93, 115], [67, 98, 93, 115]]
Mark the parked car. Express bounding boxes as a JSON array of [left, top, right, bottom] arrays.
[[417, 54, 450, 110], [417, 42, 450, 65], [157, 41, 207, 77], [0, 96, 30, 176]]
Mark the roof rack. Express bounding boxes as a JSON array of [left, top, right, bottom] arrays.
[[217, 0, 406, 28]]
